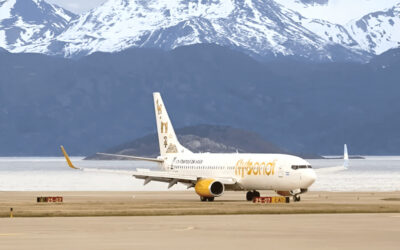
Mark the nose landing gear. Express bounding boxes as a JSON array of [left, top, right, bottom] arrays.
[[246, 190, 261, 201]]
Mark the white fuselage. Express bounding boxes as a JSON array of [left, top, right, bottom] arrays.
[[162, 153, 317, 192]]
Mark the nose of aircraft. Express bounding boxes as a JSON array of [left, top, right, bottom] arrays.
[[301, 170, 317, 187]]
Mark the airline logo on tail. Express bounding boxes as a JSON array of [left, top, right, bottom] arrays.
[[156, 100, 162, 115], [153, 93, 192, 156], [161, 122, 168, 134]]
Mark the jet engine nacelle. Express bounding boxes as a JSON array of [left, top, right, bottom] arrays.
[[195, 179, 224, 198]]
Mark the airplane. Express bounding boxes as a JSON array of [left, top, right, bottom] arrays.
[[61, 92, 347, 202]]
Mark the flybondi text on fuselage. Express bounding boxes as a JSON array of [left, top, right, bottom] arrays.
[[235, 159, 276, 177]]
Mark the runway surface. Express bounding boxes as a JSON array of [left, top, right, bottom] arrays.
[[1, 214, 400, 250], [0, 191, 400, 217], [1, 191, 400, 249]]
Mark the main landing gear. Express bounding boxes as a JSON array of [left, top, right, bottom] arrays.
[[246, 190, 261, 201], [200, 197, 215, 202], [293, 195, 301, 202]]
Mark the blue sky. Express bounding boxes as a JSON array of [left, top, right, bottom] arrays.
[[46, 0, 105, 14]]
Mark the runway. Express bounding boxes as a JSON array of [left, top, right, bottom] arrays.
[[1, 214, 400, 250], [1, 191, 400, 249], [0, 191, 400, 217]]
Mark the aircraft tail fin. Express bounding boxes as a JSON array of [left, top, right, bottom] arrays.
[[343, 144, 349, 169], [153, 92, 192, 157]]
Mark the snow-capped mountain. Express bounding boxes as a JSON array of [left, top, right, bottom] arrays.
[[0, 0, 399, 62], [0, 0, 76, 53], [300, 18, 358, 48], [275, 0, 400, 25], [346, 4, 400, 55], [48, 0, 366, 61]]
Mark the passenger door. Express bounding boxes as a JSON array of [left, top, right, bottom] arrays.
[[278, 166, 284, 178]]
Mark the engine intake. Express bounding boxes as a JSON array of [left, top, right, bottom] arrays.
[[195, 179, 224, 198]]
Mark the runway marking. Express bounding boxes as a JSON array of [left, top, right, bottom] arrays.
[[174, 226, 195, 232], [0, 233, 22, 236]]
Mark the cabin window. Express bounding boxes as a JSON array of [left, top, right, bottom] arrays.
[[292, 165, 312, 170]]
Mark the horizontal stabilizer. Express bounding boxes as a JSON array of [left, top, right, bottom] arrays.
[[96, 153, 164, 163]]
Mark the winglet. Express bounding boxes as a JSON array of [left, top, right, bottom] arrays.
[[60, 145, 79, 169], [343, 144, 349, 169]]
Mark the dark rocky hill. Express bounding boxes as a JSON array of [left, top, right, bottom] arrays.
[[86, 125, 322, 159]]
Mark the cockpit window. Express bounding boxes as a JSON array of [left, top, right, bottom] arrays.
[[292, 165, 312, 170]]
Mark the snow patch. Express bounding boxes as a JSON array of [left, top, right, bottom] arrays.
[[0, 0, 16, 20], [275, 0, 400, 25], [346, 4, 400, 54], [0, 30, 6, 48], [52, 5, 73, 22]]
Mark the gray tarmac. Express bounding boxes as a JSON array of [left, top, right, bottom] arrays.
[[1, 214, 400, 250], [1, 191, 400, 249], [1, 191, 400, 217]]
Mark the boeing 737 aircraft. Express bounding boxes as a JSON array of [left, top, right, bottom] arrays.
[[61, 93, 347, 202]]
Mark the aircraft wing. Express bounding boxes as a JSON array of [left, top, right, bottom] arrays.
[[61, 146, 237, 188], [83, 168, 236, 188], [132, 169, 237, 186], [314, 165, 347, 174]]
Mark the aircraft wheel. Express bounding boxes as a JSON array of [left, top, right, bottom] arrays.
[[207, 197, 215, 202], [254, 191, 260, 198], [200, 196, 207, 202], [293, 195, 301, 202], [246, 191, 254, 201]]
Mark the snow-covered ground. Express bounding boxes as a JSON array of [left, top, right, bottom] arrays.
[[0, 157, 399, 192]]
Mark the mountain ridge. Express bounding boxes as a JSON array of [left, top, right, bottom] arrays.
[[346, 3, 400, 55], [85, 124, 294, 159], [0, 0, 76, 53], [50, 0, 366, 61], [1, 0, 400, 61]]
